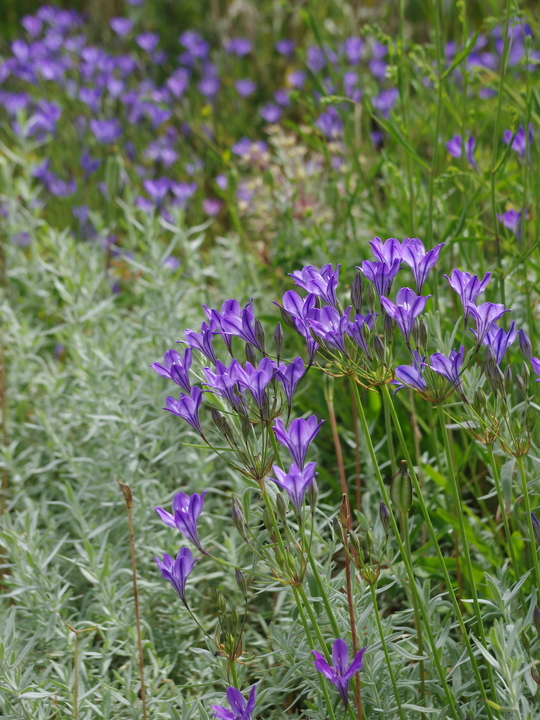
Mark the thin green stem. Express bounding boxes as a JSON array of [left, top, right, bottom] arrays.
[[369, 583, 406, 720], [516, 454, 540, 590], [229, 658, 239, 688]]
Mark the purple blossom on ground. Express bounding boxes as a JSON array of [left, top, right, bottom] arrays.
[[179, 31, 209, 59], [199, 75, 220, 97], [226, 38, 252, 56], [235, 79, 256, 97], [163, 385, 205, 436], [444, 269, 491, 320], [468, 302, 511, 346], [273, 415, 323, 469], [381, 287, 430, 345], [483, 322, 517, 364], [151, 347, 192, 393], [503, 124, 533, 157], [260, 103, 282, 123], [430, 346, 465, 386], [167, 68, 190, 98], [446, 134, 476, 167], [313, 639, 366, 708], [359, 259, 401, 299], [156, 490, 207, 552], [90, 118, 122, 143], [211, 685, 256, 720], [289, 264, 340, 307], [401, 238, 444, 292], [274, 89, 291, 107], [155, 547, 198, 606], [497, 209, 522, 237], [270, 462, 317, 515]]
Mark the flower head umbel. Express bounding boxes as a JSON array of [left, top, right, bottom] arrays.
[[444, 269, 491, 320], [211, 685, 256, 720], [156, 491, 207, 553], [151, 347, 192, 394], [289, 264, 341, 307], [155, 547, 198, 607], [313, 639, 366, 708], [270, 462, 317, 515], [468, 302, 511, 346], [163, 385, 204, 436], [381, 287, 430, 345], [273, 416, 324, 469], [401, 238, 444, 292]]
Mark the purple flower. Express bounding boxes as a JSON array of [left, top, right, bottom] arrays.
[[273, 415, 323, 469], [287, 70, 306, 89], [313, 638, 366, 707], [483, 322, 517, 364], [151, 347, 192, 393], [199, 75, 220, 97], [343, 71, 360, 101], [347, 313, 377, 356], [503, 124, 533, 158], [217, 300, 262, 351], [381, 288, 430, 344], [394, 363, 427, 393], [136, 32, 159, 53], [401, 238, 444, 292], [204, 299, 241, 353], [155, 547, 198, 605], [167, 68, 190, 98], [275, 291, 319, 363], [226, 38, 252, 56], [11, 232, 31, 247], [369, 237, 404, 265], [274, 357, 305, 405], [307, 306, 351, 355], [430, 346, 465, 387], [315, 107, 343, 139], [344, 37, 363, 64], [163, 386, 204, 436], [446, 134, 476, 167], [184, 322, 217, 364], [289, 264, 340, 307], [235, 79, 256, 97], [90, 118, 122, 144], [156, 490, 207, 553], [444, 269, 491, 320], [372, 88, 398, 118], [270, 462, 317, 515], [22, 15, 43, 38], [359, 259, 401, 299], [143, 177, 170, 207], [110, 17, 133, 37], [274, 89, 291, 107], [211, 685, 256, 720], [497, 209, 522, 238], [171, 181, 197, 207], [530, 357, 540, 381], [260, 103, 282, 123], [179, 30, 209, 59], [204, 359, 244, 409], [307, 45, 327, 72], [468, 302, 511, 346], [236, 358, 276, 413], [216, 174, 228, 191], [275, 39, 295, 56], [203, 198, 223, 216], [163, 256, 180, 271]]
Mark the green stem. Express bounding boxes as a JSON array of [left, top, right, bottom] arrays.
[[380, 384, 496, 720], [369, 583, 406, 720], [229, 658, 239, 688], [352, 381, 462, 720], [516, 454, 540, 590], [384, 397, 398, 476]]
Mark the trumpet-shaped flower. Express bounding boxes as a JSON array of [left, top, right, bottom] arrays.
[[429, 346, 465, 386], [467, 302, 511, 346], [163, 385, 204, 435], [211, 685, 256, 720], [236, 357, 276, 411], [183, 321, 218, 365], [359, 259, 401, 299], [444, 270, 491, 320], [151, 347, 192, 393], [307, 306, 351, 355], [270, 462, 317, 514], [313, 638, 366, 707], [380, 288, 430, 344], [401, 238, 444, 292], [155, 547, 198, 605], [274, 357, 305, 405], [347, 312, 377, 356], [446, 134, 476, 167], [156, 490, 207, 552], [483, 322, 517, 364], [369, 237, 404, 265], [273, 415, 324, 468], [289, 264, 341, 307]]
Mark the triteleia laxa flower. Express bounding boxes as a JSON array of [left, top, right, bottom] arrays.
[[497, 209, 522, 238], [444, 269, 491, 320], [270, 462, 317, 515], [483, 322, 517, 364], [369, 236, 404, 265], [347, 312, 377, 356], [211, 685, 256, 720], [313, 638, 366, 707], [446, 134, 476, 167], [289, 264, 341, 307], [503, 124, 533, 158], [429, 346, 465, 387], [467, 302, 511, 346], [236, 357, 275, 413], [381, 288, 430, 345], [275, 291, 319, 361], [151, 347, 192, 393], [394, 355, 428, 393], [401, 237, 444, 292], [531, 357, 540, 381], [155, 547, 198, 606], [359, 259, 401, 299], [156, 491, 207, 553], [273, 415, 324, 469], [163, 385, 204, 436], [274, 357, 305, 405], [307, 306, 351, 355], [203, 359, 246, 410], [183, 322, 217, 365], [90, 118, 122, 143]]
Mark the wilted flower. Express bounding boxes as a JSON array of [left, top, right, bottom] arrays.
[[155, 490, 207, 553], [155, 547, 198, 606], [211, 685, 257, 720], [270, 462, 317, 515], [313, 638, 366, 708], [273, 415, 324, 469]]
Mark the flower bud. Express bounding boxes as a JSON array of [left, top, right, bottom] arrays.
[[307, 477, 318, 515], [516, 373, 527, 398], [348, 529, 362, 556], [274, 322, 283, 360], [241, 414, 251, 441], [280, 306, 297, 332], [472, 389, 487, 415], [332, 515, 342, 539], [522, 360, 531, 386], [384, 313, 396, 344], [351, 273, 363, 314], [235, 569, 248, 597], [365, 282, 375, 311], [373, 334, 385, 363], [262, 508, 275, 539], [519, 329, 533, 361], [255, 319, 266, 354], [534, 606, 540, 635], [390, 461, 413, 513], [532, 668, 540, 686], [503, 366, 512, 396], [532, 512, 540, 544], [232, 496, 248, 540], [339, 494, 349, 528], [379, 501, 390, 535], [245, 342, 257, 366], [276, 492, 288, 524], [412, 318, 428, 354]]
